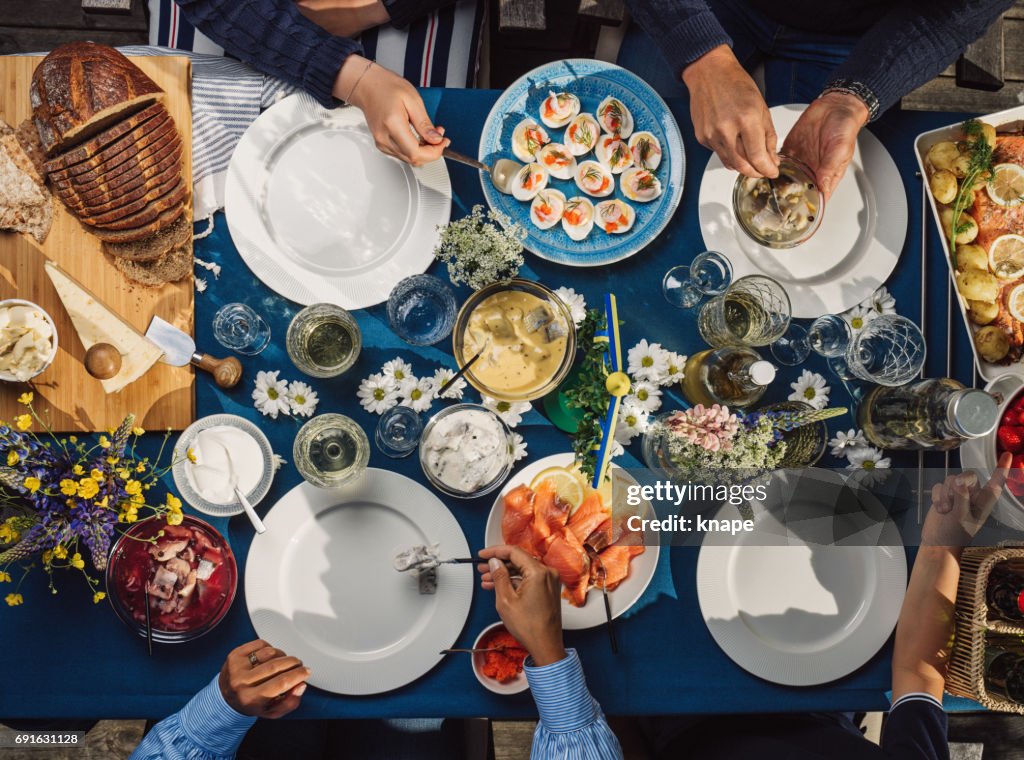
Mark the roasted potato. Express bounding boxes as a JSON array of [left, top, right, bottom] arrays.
[[951, 152, 973, 179], [927, 141, 960, 172], [969, 299, 999, 325], [941, 207, 979, 244], [969, 122, 997, 151], [929, 169, 958, 204], [955, 244, 988, 272], [956, 269, 1000, 301], [976, 325, 1010, 363]]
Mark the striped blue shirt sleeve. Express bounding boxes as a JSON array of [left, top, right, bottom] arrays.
[[129, 676, 257, 760], [524, 649, 623, 760]]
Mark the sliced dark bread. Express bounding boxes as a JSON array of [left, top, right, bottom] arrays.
[[14, 119, 47, 185], [110, 239, 193, 287], [84, 179, 188, 231], [43, 102, 166, 174], [87, 203, 186, 243], [55, 134, 181, 193], [55, 156, 181, 215], [46, 116, 174, 182], [74, 171, 182, 224], [103, 214, 191, 262], [59, 143, 182, 203]]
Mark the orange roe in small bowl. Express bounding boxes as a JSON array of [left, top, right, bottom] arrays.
[[479, 628, 529, 683]]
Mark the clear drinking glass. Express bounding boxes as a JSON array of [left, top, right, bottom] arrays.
[[286, 303, 362, 378], [375, 405, 422, 458], [386, 274, 457, 346], [808, 314, 851, 358], [697, 275, 791, 348], [845, 314, 926, 386], [293, 413, 370, 488], [770, 323, 811, 366], [212, 303, 271, 355], [662, 251, 733, 310]]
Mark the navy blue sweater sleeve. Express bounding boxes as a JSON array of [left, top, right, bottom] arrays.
[[880, 696, 949, 760], [623, 0, 731, 79], [174, 0, 364, 107], [829, 0, 1014, 118]]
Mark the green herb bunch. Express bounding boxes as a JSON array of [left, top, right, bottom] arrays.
[[951, 119, 994, 258], [564, 308, 610, 480]]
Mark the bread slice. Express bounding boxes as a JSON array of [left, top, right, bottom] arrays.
[[0, 147, 52, 243], [14, 119, 47, 185], [46, 119, 175, 184], [86, 202, 186, 243], [31, 42, 164, 154], [55, 134, 181, 193], [57, 141, 182, 202], [43, 102, 165, 174], [103, 214, 192, 262], [47, 113, 173, 181], [55, 154, 181, 215], [74, 171, 182, 224], [82, 177, 186, 230], [110, 239, 193, 286]]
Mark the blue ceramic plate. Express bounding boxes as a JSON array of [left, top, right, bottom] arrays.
[[479, 59, 685, 267]]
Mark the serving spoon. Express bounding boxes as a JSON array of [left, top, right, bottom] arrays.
[[221, 444, 266, 535], [442, 147, 521, 195]]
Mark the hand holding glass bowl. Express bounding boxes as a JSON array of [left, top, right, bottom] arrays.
[[733, 155, 824, 249]]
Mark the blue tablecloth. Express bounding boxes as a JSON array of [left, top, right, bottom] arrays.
[[0, 90, 978, 720]]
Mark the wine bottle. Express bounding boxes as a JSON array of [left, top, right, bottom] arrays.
[[987, 561, 1024, 623], [681, 347, 776, 409], [985, 645, 1024, 704]]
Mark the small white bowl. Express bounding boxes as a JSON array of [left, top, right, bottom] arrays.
[[0, 299, 58, 383], [472, 622, 530, 695]]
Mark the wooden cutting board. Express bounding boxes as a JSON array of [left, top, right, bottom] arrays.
[[0, 55, 195, 432]]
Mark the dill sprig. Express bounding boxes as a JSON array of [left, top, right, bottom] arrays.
[[951, 119, 994, 261]]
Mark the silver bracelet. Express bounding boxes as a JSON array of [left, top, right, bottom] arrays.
[[345, 59, 374, 104], [822, 79, 880, 122]]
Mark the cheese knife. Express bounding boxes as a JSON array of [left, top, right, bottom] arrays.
[[145, 316, 242, 389]]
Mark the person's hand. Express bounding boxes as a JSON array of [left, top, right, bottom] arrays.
[[478, 545, 566, 667], [780, 91, 868, 198], [218, 639, 311, 719], [334, 55, 450, 166], [922, 452, 1011, 547], [682, 45, 779, 178]]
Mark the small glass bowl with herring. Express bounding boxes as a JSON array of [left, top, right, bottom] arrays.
[[732, 155, 824, 249]]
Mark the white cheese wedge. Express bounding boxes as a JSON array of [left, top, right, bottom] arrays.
[[44, 261, 163, 394]]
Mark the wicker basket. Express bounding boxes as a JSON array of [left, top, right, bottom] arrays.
[[946, 546, 1024, 713]]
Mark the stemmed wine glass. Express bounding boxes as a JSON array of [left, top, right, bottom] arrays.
[[769, 313, 853, 366], [662, 251, 733, 309]]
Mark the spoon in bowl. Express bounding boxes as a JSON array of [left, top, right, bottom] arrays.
[[220, 444, 266, 535], [442, 147, 521, 195]]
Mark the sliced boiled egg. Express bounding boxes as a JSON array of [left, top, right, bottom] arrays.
[[597, 96, 634, 138], [512, 162, 549, 202], [595, 134, 633, 174], [511, 118, 550, 163], [537, 142, 577, 180], [620, 167, 662, 202], [628, 131, 662, 171], [575, 160, 614, 198], [530, 189, 567, 230], [595, 199, 635, 234], [566, 113, 600, 156], [539, 91, 580, 129], [561, 196, 595, 241]]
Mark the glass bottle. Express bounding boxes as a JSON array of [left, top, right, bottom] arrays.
[[987, 561, 1024, 623], [681, 347, 776, 408], [984, 645, 1024, 704], [858, 378, 997, 451]]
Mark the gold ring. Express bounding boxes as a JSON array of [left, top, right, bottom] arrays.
[[248, 651, 260, 668]]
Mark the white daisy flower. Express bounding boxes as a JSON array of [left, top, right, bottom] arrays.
[[615, 400, 650, 444], [482, 395, 532, 428], [382, 358, 415, 384], [287, 380, 319, 417], [867, 286, 896, 315], [627, 339, 669, 382], [829, 428, 868, 458], [554, 286, 587, 327], [610, 440, 625, 458], [399, 377, 436, 412], [627, 380, 662, 414], [846, 446, 891, 471], [252, 370, 291, 419], [432, 367, 466, 400], [788, 369, 831, 410], [271, 453, 287, 472], [659, 351, 687, 386], [511, 433, 528, 462], [357, 373, 399, 414], [843, 304, 876, 334]]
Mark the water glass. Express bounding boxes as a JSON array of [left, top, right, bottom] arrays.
[[212, 303, 271, 355], [808, 314, 851, 358], [845, 314, 926, 386], [770, 323, 811, 366], [697, 275, 791, 348], [286, 303, 362, 378], [662, 251, 733, 310], [386, 274, 457, 346], [375, 405, 422, 458]]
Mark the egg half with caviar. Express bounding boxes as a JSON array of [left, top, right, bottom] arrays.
[[575, 160, 614, 198], [539, 91, 581, 129], [512, 162, 549, 201], [537, 143, 577, 180], [511, 119, 550, 163], [561, 196, 595, 241], [597, 96, 633, 138], [620, 167, 662, 202], [530, 189, 567, 230], [595, 134, 633, 174], [565, 113, 600, 157], [596, 199, 636, 234], [628, 131, 662, 171]]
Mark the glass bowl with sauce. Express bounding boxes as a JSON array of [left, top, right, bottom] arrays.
[[452, 279, 577, 402], [106, 514, 238, 644], [419, 404, 514, 499], [732, 155, 824, 249]]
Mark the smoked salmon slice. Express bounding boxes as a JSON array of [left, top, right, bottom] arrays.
[[566, 491, 610, 545], [501, 485, 536, 554], [544, 529, 590, 607], [531, 479, 570, 545], [591, 544, 644, 591]]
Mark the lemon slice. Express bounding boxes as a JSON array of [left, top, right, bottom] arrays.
[[530, 467, 585, 511], [987, 163, 1024, 208], [989, 234, 1024, 279], [1009, 283, 1024, 323]]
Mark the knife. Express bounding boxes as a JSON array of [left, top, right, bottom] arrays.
[[145, 316, 243, 389]]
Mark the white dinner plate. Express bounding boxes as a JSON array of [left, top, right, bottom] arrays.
[[245, 469, 472, 695], [696, 470, 907, 686], [484, 453, 660, 630], [225, 93, 451, 309], [698, 104, 907, 318]]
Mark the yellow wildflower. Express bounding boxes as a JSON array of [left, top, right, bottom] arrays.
[[136, 463, 146, 473], [17, 392, 33, 405], [53, 545, 67, 560], [92, 591, 106, 604], [166, 507, 183, 526], [77, 478, 99, 500], [72, 464, 84, 476], [97, 495, 109, 508], [132, 427, 145, 436], [106, 456, 119, 466], [41, 550, 52, 565], [70, 552, 85, 570], [91, 468, 105, 482], [5, 593, 23, 606], [131, 493, 144, 505], [0, 571, 10, 582], [14, 414, 31, 431], [69, 436, 77, 443], [99, 435, 111, 449], [6, 450, 18, 466], [166, 493, 182, 510], [125, 480, 142, 496], [59, 479, 78, 496], [186, 448, 197, 464], [116, 468, 130, 479], [23, 476, 40, 493], [0, 523, 18, 544]]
